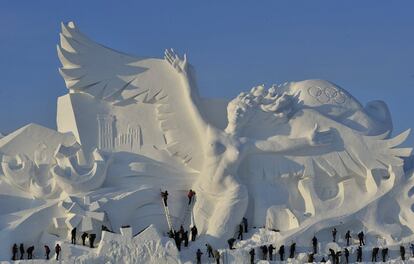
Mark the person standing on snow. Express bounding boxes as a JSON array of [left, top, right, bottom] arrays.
[[44, 245, 50, 260], [242, 217, 248, 233], [372, 247, 379, 262], [55, 244, 61, 260], [214, 250, 220, 264], [358, 231, 365, 246], [345, 230, 351, 246], [332, 227, 337, 242], [249, 248, 255, 264], [289, 242, 296, 259], [227, 238, 236, 250], [356, 246, 363, 262], [279, 245, 285, 261], [344, 248, 350, 263], [196, 248, 203, 264], [206, 243, 213, 258], [187, 189, 196, 205], [12, 244, 18, 260], [381, 248, 388, 262], [268, 244, 275, 261], [312, 236, 318, 254], [81, 232, 88, 246], [183, 231, 189, 247], [261, 245, 268, 260], [410, 243, 414, 257], [19, 243, 24, 260], [237, 224, 244, 240], [400, 245, 406, 261], [191, 225, 198, 241]]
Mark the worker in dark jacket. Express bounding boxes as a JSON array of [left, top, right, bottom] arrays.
[[279, 245, 285, 261], [381, 248, 388, 262], [89, 233, 96, 248], [332, 228, 337, 242], [308, 253, 315, 263], [400, 245, 406, 261], [196, 248, 203, 264], [261, 245, 268, 260], [71, 227, 77, 244], [344, 248, 350, 263], [372, 247, 379, 262], [358, 231, 365, 246], [289, 243, 296, 259], [227, 238, 236, 250], [312, 236, 318, 254], [19, 243, 24, 260], [55, 244, 61, 260], [44, 245, 51, 260], [345, 230, 351, 246], [12, 243, 18, 260], [268, 244, 275, 261], [191, 226, 198, 241], [329, 248, 336, 264], [249, 248, 255, 264], [242, 217, 248, 233], [356, 246, 363, 262], [81, 232, 88, 246], [237, 224, 243, 240], [27, 246, 34, 260], [206, 243, 213, 258]]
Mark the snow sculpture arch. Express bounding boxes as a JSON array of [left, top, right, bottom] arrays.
[[51, 144, 110, 194]]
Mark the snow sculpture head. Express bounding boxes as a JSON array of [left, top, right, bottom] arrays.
[[225, 85, 297, 135]]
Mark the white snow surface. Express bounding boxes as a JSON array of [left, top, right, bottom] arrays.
[[0, 21, 413, 263]]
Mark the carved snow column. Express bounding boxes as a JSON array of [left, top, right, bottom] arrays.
[[97, 115, 114, 151]]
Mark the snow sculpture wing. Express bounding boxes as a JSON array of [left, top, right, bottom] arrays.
[[297, 110, 411, 182], [58, 22, 207, 170], [57, 22, 148, 103]]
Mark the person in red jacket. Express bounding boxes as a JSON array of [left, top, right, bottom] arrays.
[[188, 189, 196, 205]]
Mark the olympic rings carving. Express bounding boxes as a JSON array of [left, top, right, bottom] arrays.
[[307, 86, 347, 104]]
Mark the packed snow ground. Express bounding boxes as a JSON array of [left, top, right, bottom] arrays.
[[3, 226, 414, 263]]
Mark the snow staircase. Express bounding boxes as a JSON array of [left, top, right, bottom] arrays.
[[179, 196, 196, 228], [162, 200, 174, 232]]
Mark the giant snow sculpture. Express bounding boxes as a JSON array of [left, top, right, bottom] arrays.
[[0, 21, 412, 260]]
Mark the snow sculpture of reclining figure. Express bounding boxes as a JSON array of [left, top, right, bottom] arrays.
[[51, 142, 110, 194]]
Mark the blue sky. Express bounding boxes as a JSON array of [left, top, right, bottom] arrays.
[[0, 1, 413, 146]]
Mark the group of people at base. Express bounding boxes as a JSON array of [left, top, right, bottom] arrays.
[[197, 226, 414, 264], [171, 224, 198, 251], [195, 217, 249, 264], [70, 226, 99, 248], [12, 243, 61, 261], [10, 224, 112, 261]]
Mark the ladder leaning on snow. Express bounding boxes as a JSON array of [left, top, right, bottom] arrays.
[[162, 199, 174, 232], [179, 196, 196, 228]]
